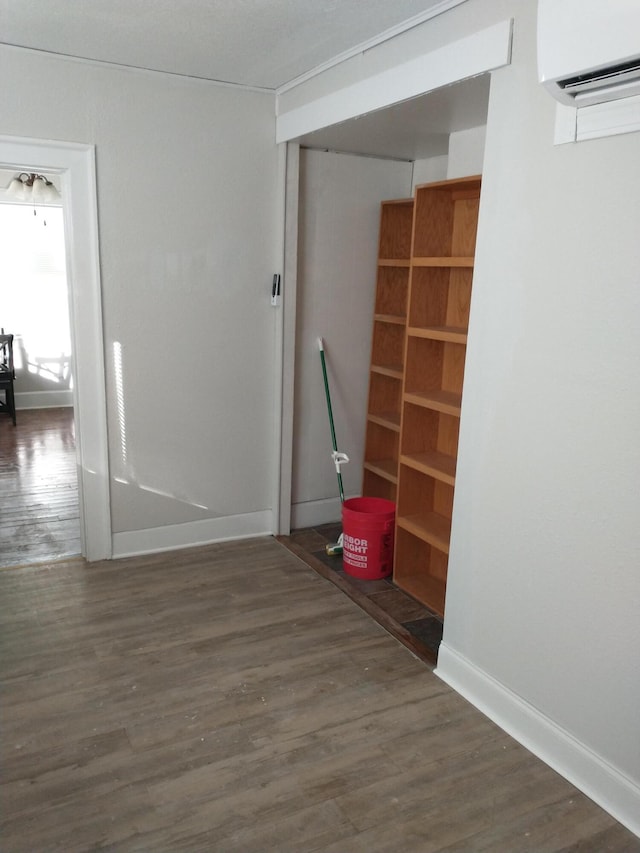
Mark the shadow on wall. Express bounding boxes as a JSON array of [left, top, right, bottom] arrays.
[[13, 335, 72, 391]]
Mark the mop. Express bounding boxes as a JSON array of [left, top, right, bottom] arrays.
[[317, 337, 349, 556]]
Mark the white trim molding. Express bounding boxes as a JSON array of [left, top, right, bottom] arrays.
[[111, 510, 273, 559], [553, 95, 640, 144], [274, 143, 300, 536], [436, 643, 640, 839], [577, 94, 640, 141], [276, 19, 513, 144], [290, 496, 344, 531], [15, 390, 73, 409]]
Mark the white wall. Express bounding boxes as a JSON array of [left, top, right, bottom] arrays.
[[411, 154, 448, 191], [280, 0, 640, 835], [411, 126, 487, 190], [412, 125, 487, 190], [447, 124, 487, 178], [0, 45, 280, 552], [441, 0, 640, 827], [292, 149, 412, 527]]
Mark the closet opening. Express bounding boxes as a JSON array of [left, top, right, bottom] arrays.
[[280, 75, 491, 663]]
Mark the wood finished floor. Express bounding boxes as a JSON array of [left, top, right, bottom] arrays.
[[0, 406, 444, 663], [1, 410, 638, 850], [0, 407, 80, 568], [2, 537, 639, 852]]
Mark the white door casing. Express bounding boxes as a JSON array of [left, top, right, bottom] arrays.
[[0, 135, 111, 561]]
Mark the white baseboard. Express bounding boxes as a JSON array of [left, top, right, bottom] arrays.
[[290, 496, 343, 530], [111, 510, 272, 559], [435, 643, 640, 839], [16, 390, 73, 409]]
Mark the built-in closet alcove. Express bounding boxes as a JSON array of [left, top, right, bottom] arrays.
[[289, 73, 490, 627]]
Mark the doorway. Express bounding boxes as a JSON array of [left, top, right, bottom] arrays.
[[277, 75, 491, 655], [0, 200, 72, 409], [0, 135, 111, 562], [282, 75, 491, 532], [0, 195, 81, 566]]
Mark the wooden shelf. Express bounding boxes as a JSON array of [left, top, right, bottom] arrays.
[[394, 573, 446, 619], [366, 180, 480, 615], [407, 325, 467, 344], [408, 266, 472, 331], [392, 175, 481, 614], [400, 450, 456, 486], [363, 198, 413, 500], [375, 268, 409, 318], [397, 512, 451, 553], [363, 458, 397, 483], [378, 198, 414, 261], [375, 313, 406, 325], [371, 363, 403, 380], [412, 257, 474, 268], [378, 258, 410, 268], [403, 389, 462, 417], [367, 411, 401, 432], [362, 472, 397, 502]]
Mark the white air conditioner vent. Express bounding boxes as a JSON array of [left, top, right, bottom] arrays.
[[559, 58, 640, 105], [538, 0, 640, 107]]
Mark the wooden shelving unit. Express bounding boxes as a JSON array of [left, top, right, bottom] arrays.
[[362, 198, 414, 502], [394, 176, 482, 617]]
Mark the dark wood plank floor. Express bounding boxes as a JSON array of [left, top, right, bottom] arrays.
[[0, 407, 80, 567], [1, 537, 638, 852], [1, 410, 638, 850]]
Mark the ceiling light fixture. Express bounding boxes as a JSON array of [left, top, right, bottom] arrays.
[[6, 173, 61, 204]]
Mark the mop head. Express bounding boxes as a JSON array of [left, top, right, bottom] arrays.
[[326, 532, 343, 556]]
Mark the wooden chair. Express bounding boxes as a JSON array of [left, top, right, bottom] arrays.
[[0, 333, 16, 425]]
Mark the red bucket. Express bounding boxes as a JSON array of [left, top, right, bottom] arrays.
[[342, 497, 395, 580]]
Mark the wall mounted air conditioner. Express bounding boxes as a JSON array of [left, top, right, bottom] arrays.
[[538, 0, 640, 107]]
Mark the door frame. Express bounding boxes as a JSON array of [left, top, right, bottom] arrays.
[[0, 135, 111, 561], [271, 142, 299, 536]]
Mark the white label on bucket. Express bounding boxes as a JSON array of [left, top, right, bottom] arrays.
[[343, 534, 368, 554], [344, 554, 368, 566]]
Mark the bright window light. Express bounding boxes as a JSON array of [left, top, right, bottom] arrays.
[[0, 204, 71, 386]]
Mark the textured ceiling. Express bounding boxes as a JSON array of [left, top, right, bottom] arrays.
[[0, 0, 466, 90]]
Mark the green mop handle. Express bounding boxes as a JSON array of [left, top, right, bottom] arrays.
[[318, 337, 345, 504]]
